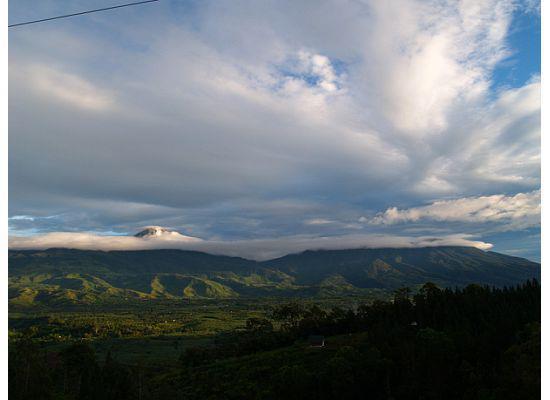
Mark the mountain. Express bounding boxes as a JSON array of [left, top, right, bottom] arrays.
[[134, 226, 188, 238], [265, 246, 539, 288], [8, 246, 540, 306], [133, 226, 201, 243]]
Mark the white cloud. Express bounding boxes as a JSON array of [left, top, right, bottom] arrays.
[[18, 64, 115, 111], [368, 190, 540, 229], [9, 215, 35, 221], [8, 231, 492, 261], [304, 218, 334, 226], [356, 0, 514, 135], [289, 50, 343, 93]]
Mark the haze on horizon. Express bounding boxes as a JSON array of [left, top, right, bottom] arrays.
[[8, 0, 541, 261]]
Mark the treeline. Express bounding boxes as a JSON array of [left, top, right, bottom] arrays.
[[173, 280, 540, 399], [9, 280, 540, 399]]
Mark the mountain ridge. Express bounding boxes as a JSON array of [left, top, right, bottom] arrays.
[[8, 246, 540, 306]]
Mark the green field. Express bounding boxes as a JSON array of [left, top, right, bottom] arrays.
[[9, 295, 386, 366]]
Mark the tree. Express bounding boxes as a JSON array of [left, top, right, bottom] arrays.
[[102, 351, 134, 400], [271, 303, 305, 331], [245, 317, 274, 333], [9, 339, 52, 400], [60, 342, 100, 400]]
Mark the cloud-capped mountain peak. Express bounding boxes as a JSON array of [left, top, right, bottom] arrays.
[[134, 226, 181, 238], [133, 226, 201, 242]]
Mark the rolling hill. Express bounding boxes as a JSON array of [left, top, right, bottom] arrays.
[[8, 246, 540, 306]]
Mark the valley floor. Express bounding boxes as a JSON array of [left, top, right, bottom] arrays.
[[9, 296, 380, 365]]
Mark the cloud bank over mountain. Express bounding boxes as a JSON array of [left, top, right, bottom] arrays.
[[8, 229, 492, 261]]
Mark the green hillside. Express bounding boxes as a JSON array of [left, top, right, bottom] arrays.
[[8, 246, 540, 306]]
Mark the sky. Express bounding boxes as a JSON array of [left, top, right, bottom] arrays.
[[8, 0, 541, 261]]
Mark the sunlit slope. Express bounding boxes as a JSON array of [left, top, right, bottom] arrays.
[[8, 247, 540, 306]]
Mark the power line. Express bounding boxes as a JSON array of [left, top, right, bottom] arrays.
[[8, 0, 160, 28]]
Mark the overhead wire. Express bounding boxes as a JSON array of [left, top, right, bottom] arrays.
[[9, 0, 160, 28]]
